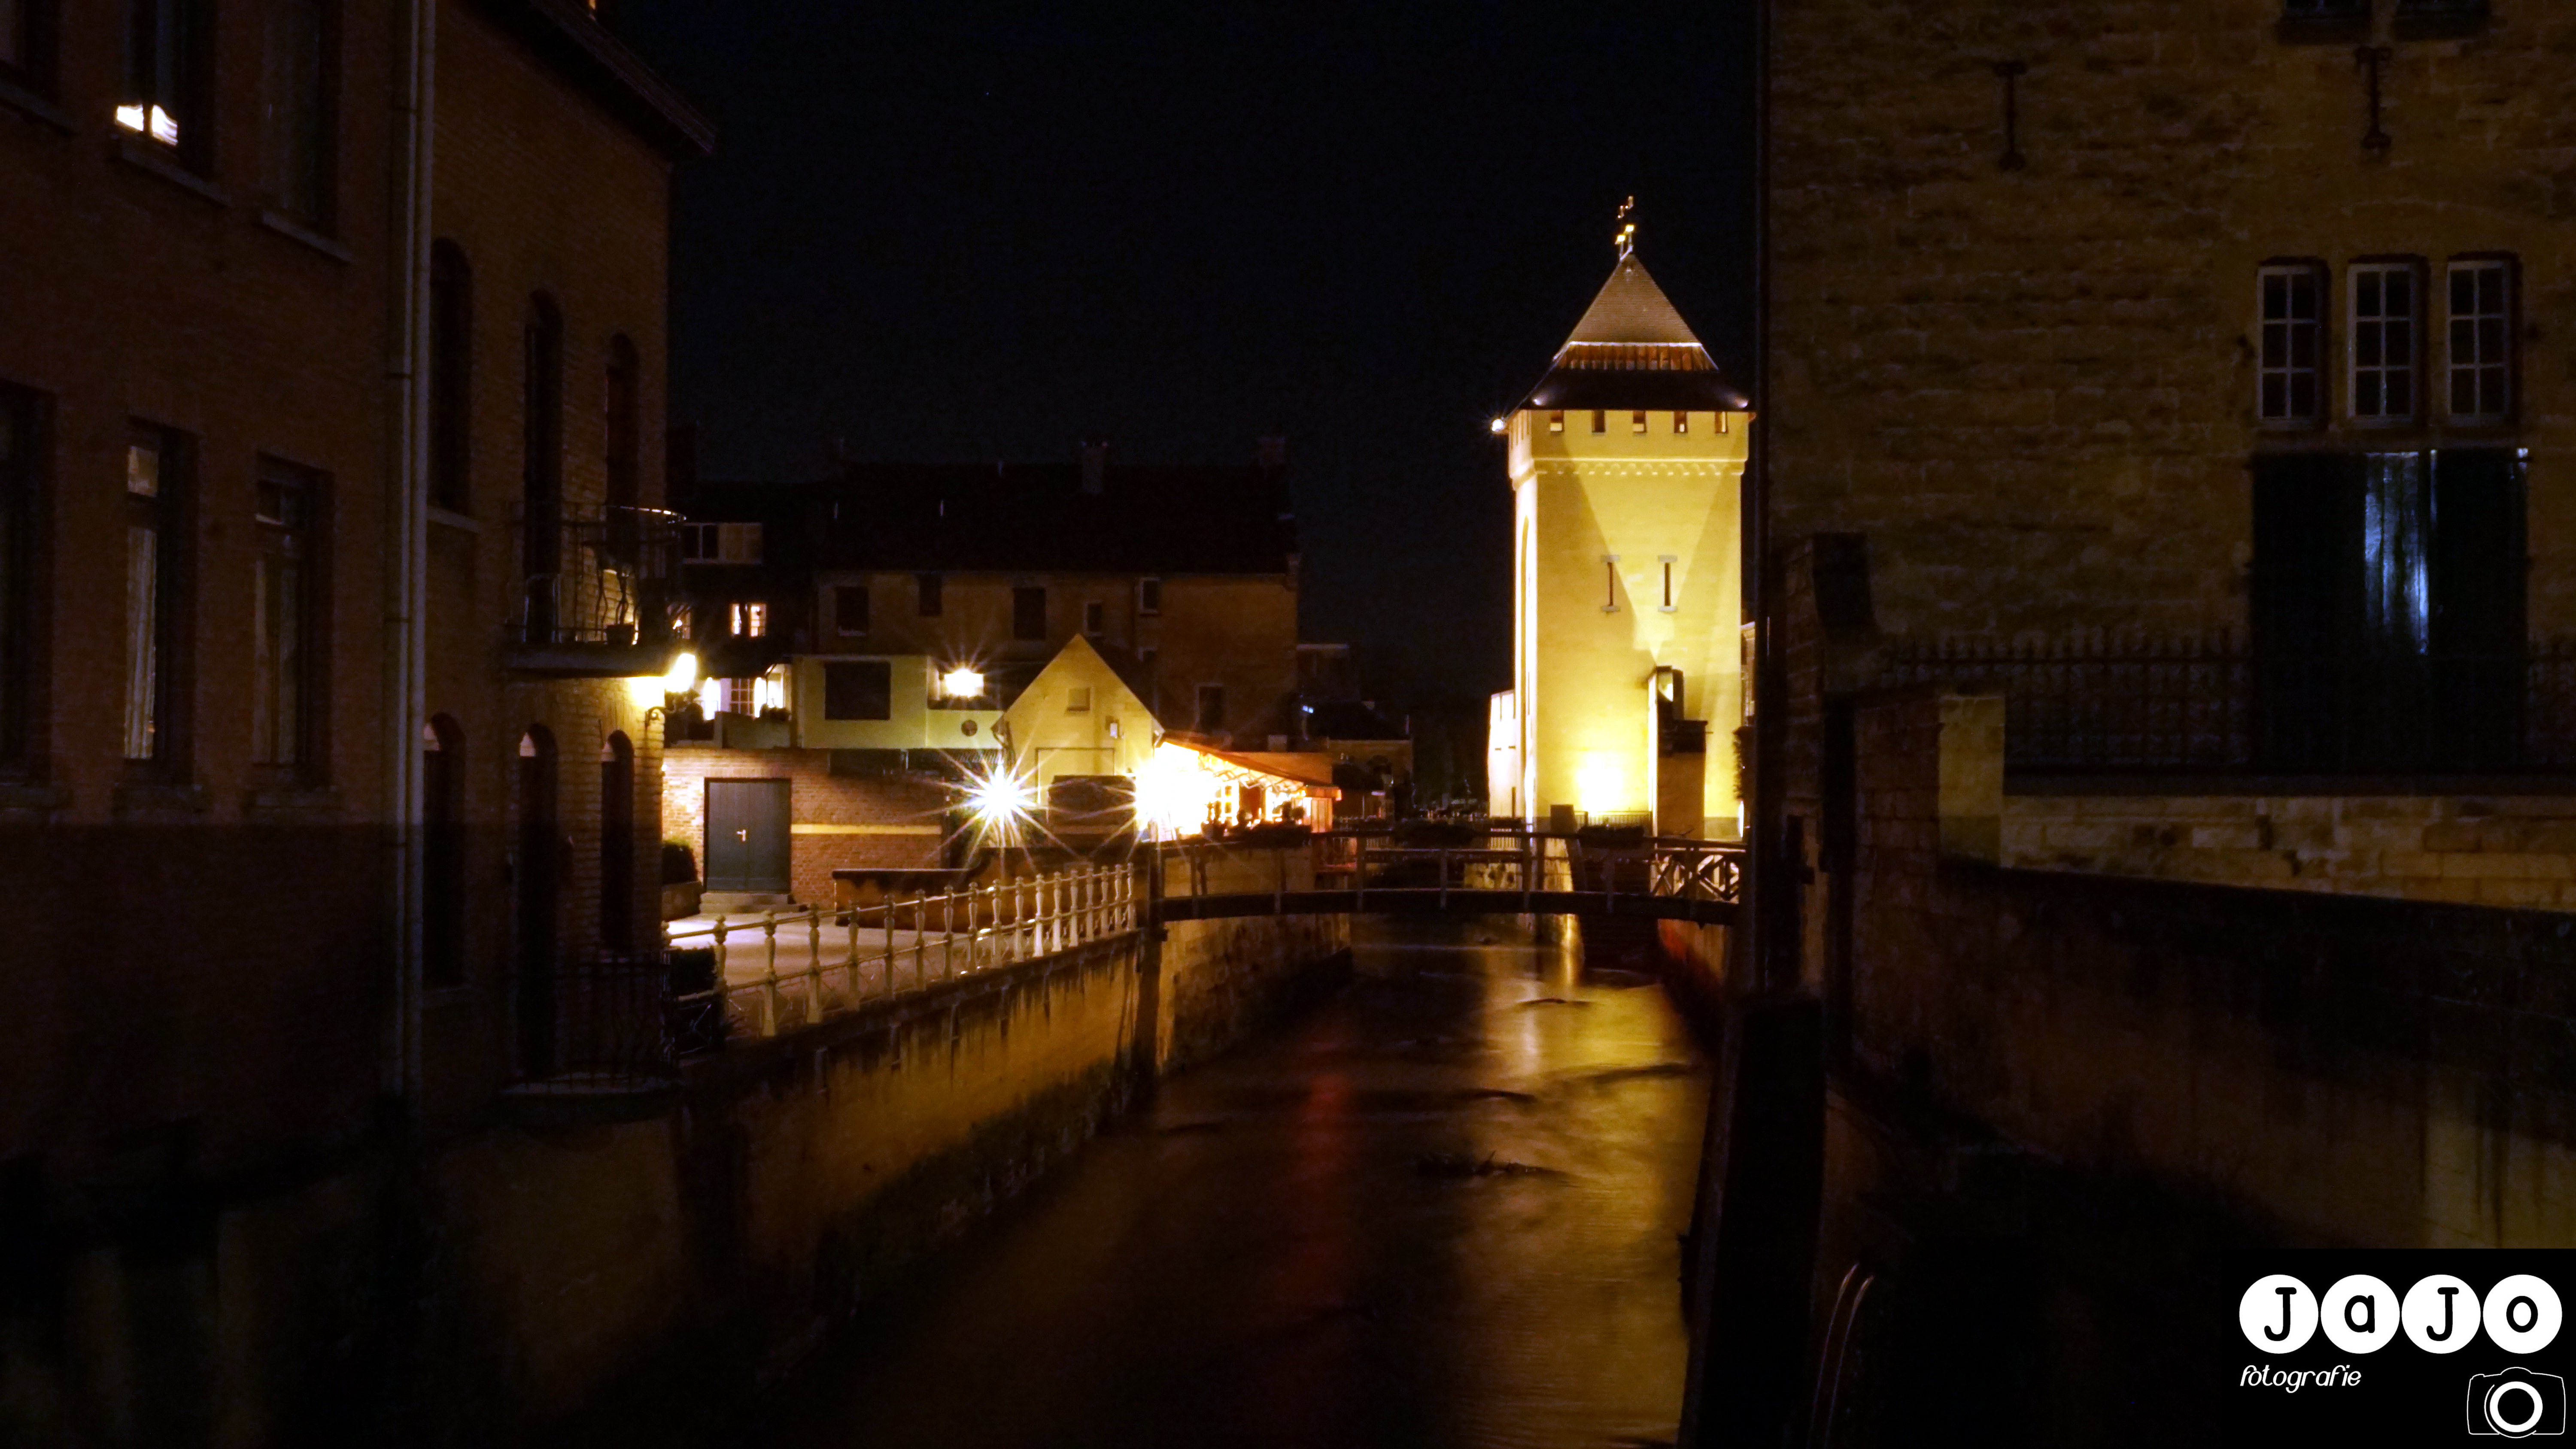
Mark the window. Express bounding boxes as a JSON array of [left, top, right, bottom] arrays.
[[1012, 585, 1046, 641], [1659, 555, 1677, 612], [428, 241, 472, 513], [1083, 600, 1105, 636], [422, 716, 464, 985], [2350, 261, 2419, 423], [521, 295, 564, 600], [916, 572, 942, 616], [123, 426, 189, 769], [680, 521, 761, 564], [2, 0, 59, 95], [1591, 410, 1607, 434], [604, 335, 638, 511], [823, 660, 891, 721], [834, 584, 869, 636], [252, 458, 322, 772], [1194, 683, 1225, 734], [729, 600, 766, 638], [2258, 262, 2324, 424], [2447, 258, 2513, 424], [1602, 555, 1619, 612], [1137, 576, 1161, 615], [261, 0, 334, 227], [120, 0, 207, 160], [1548, 411, 1564, 433], [1067, 685, 1091, 713], [1672, 411, 1689, 434], [0, 384, 40, 767], [1631, 410, 1648, 434]]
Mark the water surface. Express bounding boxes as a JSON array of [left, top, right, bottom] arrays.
[[759, 918, 1708, 1449]]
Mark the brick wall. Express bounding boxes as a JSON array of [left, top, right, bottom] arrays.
[[661, 748, 952, 903]]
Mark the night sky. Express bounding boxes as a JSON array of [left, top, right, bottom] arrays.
[[617, 0, 1757, 722]]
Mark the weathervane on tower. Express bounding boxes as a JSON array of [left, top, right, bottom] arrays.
[[1616, 196, 1637, 258]]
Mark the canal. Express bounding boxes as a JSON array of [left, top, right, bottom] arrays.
[[729, 917, 1711, 1449]]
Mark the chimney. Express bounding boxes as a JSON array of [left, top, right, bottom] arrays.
[[1256, 435, 1287, 470], [1078, 436, 1109, 495]]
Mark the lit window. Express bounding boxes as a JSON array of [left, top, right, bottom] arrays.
[[730, 601, 767, 638], [252, 458, 322, 771], [1672, 412, 1689, 434], [122, 0, 205, 158], [2258, 263, 2324, 425], [1631, 410, 1648, 434], [753, 664, 789, 715], [2447, 258, 2513, 424], [2350, 261, 2420, 423], [1547, 411, 1564, 433]]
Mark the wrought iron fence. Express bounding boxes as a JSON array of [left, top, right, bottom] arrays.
[[517, 950, 678, 1091], [510, 503, 685, 647], [1878, 634, 2576, 775]]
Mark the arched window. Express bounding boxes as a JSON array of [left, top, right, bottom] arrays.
[[516, 724, 559, 1075], [598, 732, 634, 952], [428, 241, 473, 513], [423, 715, 465, 985], [605, 335, 638, 513]]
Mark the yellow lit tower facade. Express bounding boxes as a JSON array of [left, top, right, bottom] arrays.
[[1494, 221, 1751, 837]]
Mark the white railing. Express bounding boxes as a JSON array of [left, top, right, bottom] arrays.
[[665, 864, 1139, 1044]]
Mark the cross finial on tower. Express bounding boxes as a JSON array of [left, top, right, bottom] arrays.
[[1615, 196, 1637, 258]]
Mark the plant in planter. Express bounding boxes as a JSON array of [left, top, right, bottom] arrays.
[[661, 839, 697, 885]]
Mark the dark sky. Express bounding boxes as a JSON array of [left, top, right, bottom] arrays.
[[617, 1, 1757, 712]]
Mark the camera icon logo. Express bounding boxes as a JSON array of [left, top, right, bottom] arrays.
[[2469, 1367, 2567, 1438]]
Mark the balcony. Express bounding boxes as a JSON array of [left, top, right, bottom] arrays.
[[1877, 635, 2576, 784], [507, 503, 687, 677]]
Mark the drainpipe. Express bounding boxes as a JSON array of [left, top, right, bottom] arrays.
[[385, 0, 436, 1108]]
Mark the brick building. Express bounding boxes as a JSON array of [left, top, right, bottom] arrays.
[[0, 1, 705, 1438]]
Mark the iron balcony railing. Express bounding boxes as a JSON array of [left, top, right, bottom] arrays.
[[510, 502, 686, 649], [1878, 634, 2576, 776]]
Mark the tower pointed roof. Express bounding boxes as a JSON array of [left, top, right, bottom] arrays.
[[1515, 244, 1746, 413]]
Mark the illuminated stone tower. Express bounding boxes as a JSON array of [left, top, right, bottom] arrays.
[[1496, 216, 1751, 837]]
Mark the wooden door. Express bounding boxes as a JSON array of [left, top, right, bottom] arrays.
[[705, 779, 790, 892]]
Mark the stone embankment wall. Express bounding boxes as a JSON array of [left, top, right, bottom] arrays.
[[2002, 790, 2576, 910], [411, 852, 1346, 1443], [1806, 689, 2576, 1440]]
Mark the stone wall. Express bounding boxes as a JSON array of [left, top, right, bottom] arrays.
[[2004, 788, 2576, 909], [1768, 1, 2576, 641]]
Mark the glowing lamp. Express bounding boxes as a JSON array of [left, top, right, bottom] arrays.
[[965, 762, 1036, 840], [663, 650, 699, 696], [1488, 417, 1507, 434], [941, 667, 986, 700]]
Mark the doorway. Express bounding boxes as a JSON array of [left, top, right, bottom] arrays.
[[704, 778, 790, 893]]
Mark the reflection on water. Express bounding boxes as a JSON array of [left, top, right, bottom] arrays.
[[757, 919, 1709, 1449]]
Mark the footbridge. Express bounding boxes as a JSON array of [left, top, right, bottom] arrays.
[[1152, 830, 1742, 927]]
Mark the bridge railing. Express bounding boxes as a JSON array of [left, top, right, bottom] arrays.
[[1153, 828, 1741, 912], [664, 864, 1138, 1047]]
